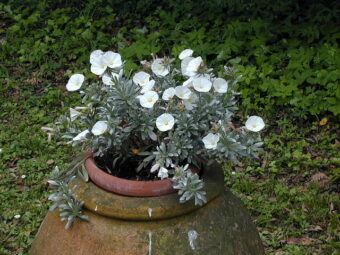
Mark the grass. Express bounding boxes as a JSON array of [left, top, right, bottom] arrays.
[[0, 1, 339, 254]]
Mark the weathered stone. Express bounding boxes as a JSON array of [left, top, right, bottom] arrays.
[[30, 164, 264, 255]]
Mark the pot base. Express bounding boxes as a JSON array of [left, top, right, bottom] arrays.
[[30, 189, 264, 255]]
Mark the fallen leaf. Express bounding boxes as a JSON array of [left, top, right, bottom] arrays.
[[46, 159, 54, 165], [311, 172, 329, 187], [319, 117, 328, 126], [286, 237, 318, 245], [305, 225, 323, 232]]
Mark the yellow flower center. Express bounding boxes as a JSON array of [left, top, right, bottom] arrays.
[[158, 66, 164, 71], [147, 98, 153, 103], [164, 121, 169, 126], [252, 124, 257, 128]]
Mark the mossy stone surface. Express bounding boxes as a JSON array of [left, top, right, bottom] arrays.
[[30, 165, 264, 255]]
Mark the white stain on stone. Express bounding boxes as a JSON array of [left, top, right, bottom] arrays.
[[188, 230, 198, 250], [148, 208, 152, 217], [94, 205, 98, 211]]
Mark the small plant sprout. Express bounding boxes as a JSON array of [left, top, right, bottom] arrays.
[[54, 48, 265, 207]]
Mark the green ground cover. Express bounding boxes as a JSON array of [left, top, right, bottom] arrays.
[[0, 1, 339, 254]]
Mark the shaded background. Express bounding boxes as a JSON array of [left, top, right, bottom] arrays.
[[0, 0, 339, 254]]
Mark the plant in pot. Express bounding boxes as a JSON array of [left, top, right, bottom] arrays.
[[33, 49, 266, 255]]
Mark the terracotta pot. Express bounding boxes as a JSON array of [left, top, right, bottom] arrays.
[[85, 156, 175, 197], [30, 163, 265, 255]]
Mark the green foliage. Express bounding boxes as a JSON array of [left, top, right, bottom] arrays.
[[1, 0, 339, 116], [224, 119, 339, 254]]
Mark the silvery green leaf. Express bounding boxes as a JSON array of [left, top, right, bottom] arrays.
[[148, 130, 157, 141], [78, 164, 89, 182]]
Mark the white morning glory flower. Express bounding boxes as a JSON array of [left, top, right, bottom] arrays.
[[151, 58, 169, 77], [183, 93, 198, 110], [186, 56, 203, 77], [162, 87, 176, 100], [140, 80, 155, 93], [92, 121, 108, 136], [102, 72, 119, 86], [213, 78, 228, 93], [90, 55, 107, 75], [139, 91, 159, 108], [245, 116, 265, 132], [73, 130, 90, 141], [66, 74, 85, 91], [133, 71, 150, 86], [70, 108, 81, 121], [156, 113, 175, 131], [102, 51, 122, 68], [14, 214, 21, 219], [202, 133, 220, 149], [90, 50, 104, 64], [158, 167, 169, 179], [181, 56, 194, 76], [193, 77, 212, 92], [179, 49, 193, 60], [175, 86, 192, 99]]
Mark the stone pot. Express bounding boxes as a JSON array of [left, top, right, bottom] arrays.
[[30, 160, 265, 255]]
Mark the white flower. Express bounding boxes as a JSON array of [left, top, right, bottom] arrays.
[[70, 108, 81, 121], [0, 148, 3, 153], [21, 175, 26, 179], [140, 80, 155, 93], [184, 74, 210, 87], [156, 113, 175, 131], [193, 77, 212, 92], [245, 116, 265, 132], [158, 167, 169, 179], [90, 50, 104, 64], [66, 74, 85, 91], [183, 93, 198, 110], [133, 71, 150, 86], [162, 87, 176, 100], [92, 121, 108, 136], [102, 51, 122, 68], [14, 214, 21, 219], [202, 133, 220, 149], [183, 76, 194, 87], [175, 86, 191, 99], [102, 72, 119, 85], [181, 56, 194, 76], [186, 56, 203, 76], [150, 163, 160, 173], [151, 58, 169, 77], [213, 78, 228, 93], [90, 55, 107, 75], [72, 130, 89, 141], [139, 91, 159, 108], [179, 49, 193, 60]]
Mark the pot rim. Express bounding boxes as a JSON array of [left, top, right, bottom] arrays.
[[72, 160, 224, 220], [85, 156, 175, 197]]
